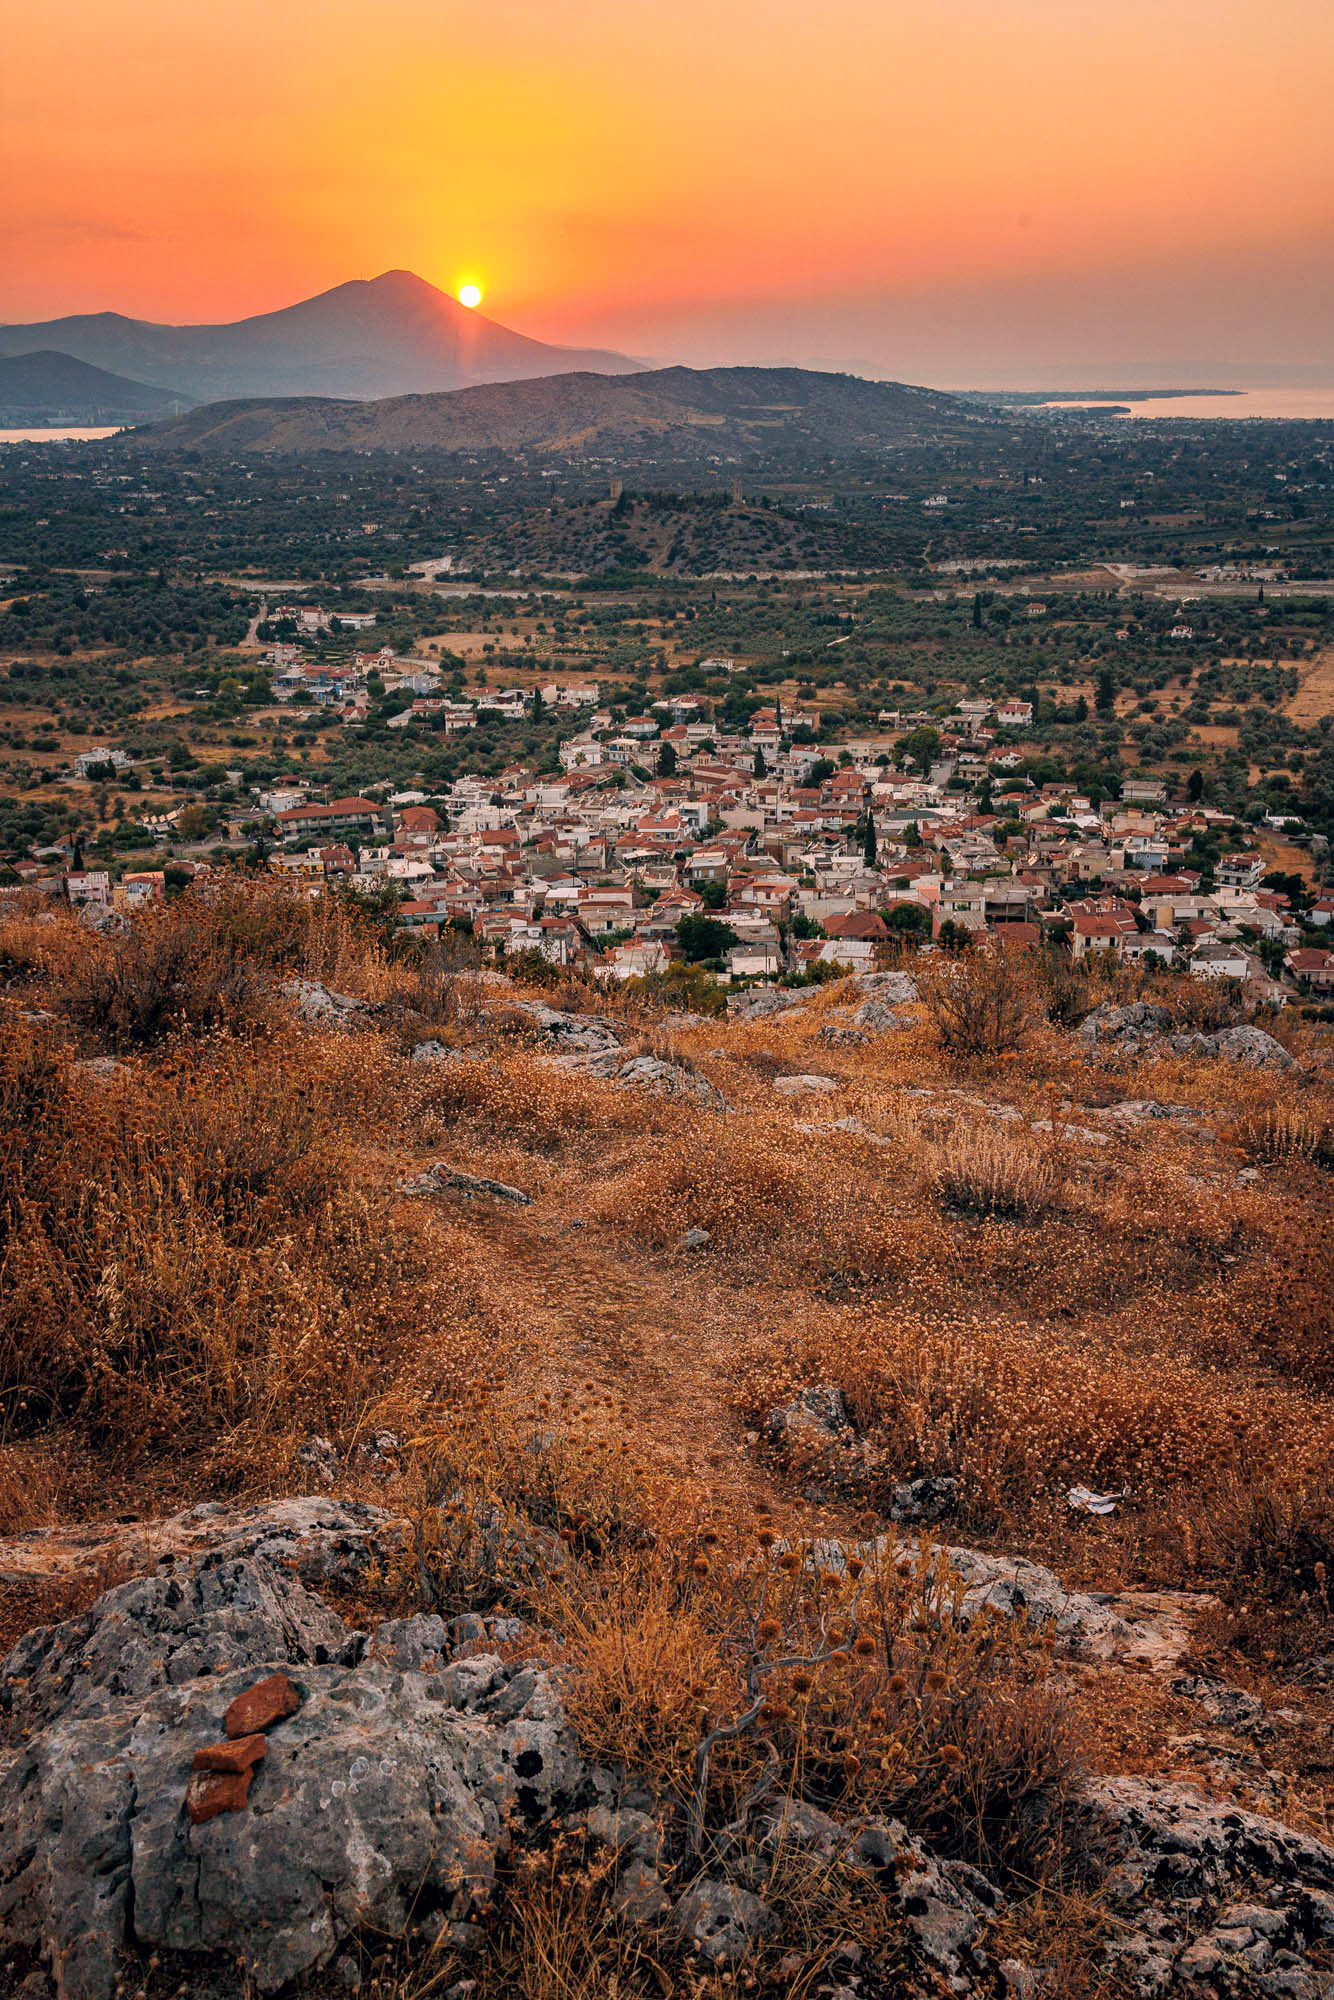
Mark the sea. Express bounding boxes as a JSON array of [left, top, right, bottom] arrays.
[[1037, 388, 1334, 421], [0, 426, 125, 444]]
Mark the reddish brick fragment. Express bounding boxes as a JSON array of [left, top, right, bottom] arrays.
[[193, 1733, 267, 1775], [185, 1767, 252, 1824], [223, 1671, 301, 1738]]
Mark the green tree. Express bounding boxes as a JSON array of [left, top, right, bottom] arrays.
[[677, 913, 738, 962], [883, 901, 932, 945], [901, 726, 940, 776], [657, 739, 678, 777]]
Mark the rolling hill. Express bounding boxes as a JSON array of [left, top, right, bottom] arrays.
[[0, 272, 639, 403], [131, 364, 988, 458], [0, 350, 181, 425], [458, 490, 850, 576]]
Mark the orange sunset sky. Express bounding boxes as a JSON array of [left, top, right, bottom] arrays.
[[3, 0, 1332, 385]]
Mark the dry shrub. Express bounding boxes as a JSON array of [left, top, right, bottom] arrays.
[[1167, 974, 1248, 1034], [58, 913, 266, 1047], [742, 1303, 1334, 1539], [8, 883, 405, 1056], [917, 945, 1038, 1059], [412, 1046, 663, 1150], [0, 1011, 430, 1448], [554, 1530, 1077, 1884], [1192, 1470, 1333, 1668], [1201, 1469, 1333, 1607], [927, 1122, 1064, 1220], [1229, 1094, 1333, 1166]]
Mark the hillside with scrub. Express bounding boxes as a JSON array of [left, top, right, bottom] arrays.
[[1, 885, 1332, 2000]]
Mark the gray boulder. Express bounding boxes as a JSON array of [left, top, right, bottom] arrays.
[[765, 1384, 852, 1447], [673, 1879, 778, 1965], [0, 1553, 590, 2000], [727, 986, 809, 1020], [0, 1551, 356, 1736], [1208, 1024, 1294, 1071], [398, 1162, 531, 1204], [887, 1474, 959, 1525], [280, 978, 369, 1028], [1078, 1002, 1173, 1053], [612, 1054, 726, 1105], [853, 998, 912, 1032], [857, 970, 919, 1004], [504, 997, 622, 1053], [1078, 1775, 1334, 1996]]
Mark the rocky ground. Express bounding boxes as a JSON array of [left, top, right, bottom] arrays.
[[2, 920, 1332, 1999], [1, 1493, 1331, 2000]]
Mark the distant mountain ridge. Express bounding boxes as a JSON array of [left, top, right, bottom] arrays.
[[131, 364, 987, 458], [0, 351, 181, 424], [0, 272, 640, 403]]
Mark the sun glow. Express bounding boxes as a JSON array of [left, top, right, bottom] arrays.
[[457, 282, 483, 308]]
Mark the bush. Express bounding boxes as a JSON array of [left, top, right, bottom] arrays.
[[0, 1014, 430, 1446], [917, 945, 1037, 1057], [56, 904, 268, 1050], [928, 1124, 1064, 1221]]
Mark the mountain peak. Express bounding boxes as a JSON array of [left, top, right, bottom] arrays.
[[359, 269, 444, 299], [0, 275, 641, 403]]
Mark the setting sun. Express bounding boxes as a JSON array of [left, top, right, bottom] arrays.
[[457, 283, 483, 309]]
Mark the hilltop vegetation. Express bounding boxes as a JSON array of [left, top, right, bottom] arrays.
[[1, 886, 1332, 1998], [460, 489, 850, 576]]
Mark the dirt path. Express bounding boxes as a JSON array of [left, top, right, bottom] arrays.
[[469, 1204, 831, 1526]]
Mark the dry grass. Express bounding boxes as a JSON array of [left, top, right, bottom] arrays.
[[927, 1122, 1065, 1220], [0, 1008, 486, 1464], [2, 886, 1334, 1992]]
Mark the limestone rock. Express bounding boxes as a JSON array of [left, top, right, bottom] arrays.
[[1077, 1775, 1334, 1996], [0, 1550, 354, 1736], [399, 1162, 531, 1204], [1208, 1024, 1294, 1071], [612, 1054, 726, 1105], [0, 1559, 591, 2000], [1078, 1002, 1173, 1053], [853, 998, 912, 1032], [765, 1384, 852, 1447], [673, 1878, 778, 1964], [727, 986, 808, 1020], [280, 978, 370, 1028], [773, 1073, 837, 1096], [887, 1474, 959, 1524], [857, 970, 920, 1004]]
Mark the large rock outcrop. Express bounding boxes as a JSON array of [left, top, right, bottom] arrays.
[[0, 1517, 592, 2000], [1079, 1004, 1293, 1071]]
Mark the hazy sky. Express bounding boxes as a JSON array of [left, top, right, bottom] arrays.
[[4, 0, 1332, 385]]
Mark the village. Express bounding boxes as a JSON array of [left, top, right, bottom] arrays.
[[28, 644, 1334, 1003]]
